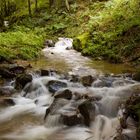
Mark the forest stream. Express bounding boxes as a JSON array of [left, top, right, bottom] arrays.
[[0, 38, 139, 140]]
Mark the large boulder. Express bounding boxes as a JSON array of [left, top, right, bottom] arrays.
[[47, 80, 67, 93], [78, 99, 95, 126], [54, 89, 72, 100], [80, 75, 95, 87], [15, 74, 32, 90]]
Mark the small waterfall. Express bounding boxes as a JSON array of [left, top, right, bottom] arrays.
[[0, 38, 138, 140]]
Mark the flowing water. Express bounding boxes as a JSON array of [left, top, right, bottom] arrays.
[[0, 38, 138, 140]]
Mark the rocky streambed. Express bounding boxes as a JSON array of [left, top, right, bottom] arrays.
[[0, 38, 140, 140]]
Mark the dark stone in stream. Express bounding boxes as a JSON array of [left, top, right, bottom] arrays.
[[80, 75, 95, 87], [61, 111, 84, 126], [0, 67, 16, 79], [9, 65, 26, 75], [41, 69, 50, 76], [70, 75, 79, 83], [0, 98, 15, 106], [0, 87, 16, 97], [54, 89, 72, 100], [15, 74, 32, 89], [47, 80, 67, 93], [78, 99, 95, 126]]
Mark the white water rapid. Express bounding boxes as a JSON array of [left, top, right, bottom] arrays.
[[0, 38, 138, 140]]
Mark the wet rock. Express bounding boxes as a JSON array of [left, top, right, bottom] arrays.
[[61, 111, 84, 126], [41, 69, 50, 76], [0, 98, 15, 106], [47, 80, 67, 93], [44, 40, 54, 47], [132, 71, 140, 81], [44, 98, 69, 120], [0, 67, 16, 79], [54, 89, 72, 100], [9, 65, 25, 75], [80, 75, 95, 87], [70, 75, 79, 83], [0, 87, 16, 97], [120, 117, 127, 129], [78, 100, 95, 126], [15, 74, 32, 89]]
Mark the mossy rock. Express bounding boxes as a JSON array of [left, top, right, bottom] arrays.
[[73, 33, 90, 52]]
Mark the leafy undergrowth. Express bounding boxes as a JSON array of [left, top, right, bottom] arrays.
[[0, 26, 45, 60], [73, 0, 140, 64], [1, 0, 140, 64]]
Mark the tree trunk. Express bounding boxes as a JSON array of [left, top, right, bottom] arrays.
[[49, 0, 55, 8], [49, 0, 70, 10], [28, 0, 31, 16], [35, 0, 38, 12]]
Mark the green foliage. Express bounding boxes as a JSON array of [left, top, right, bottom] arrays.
[[0, 26, 45, 60], [74, 0, 140, 63]]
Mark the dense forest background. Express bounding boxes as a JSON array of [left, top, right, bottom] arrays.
[[0, 0, 140, 65]]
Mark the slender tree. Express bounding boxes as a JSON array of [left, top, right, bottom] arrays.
[[28, 0, 31, 16], [35, 0, 38, 12]]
